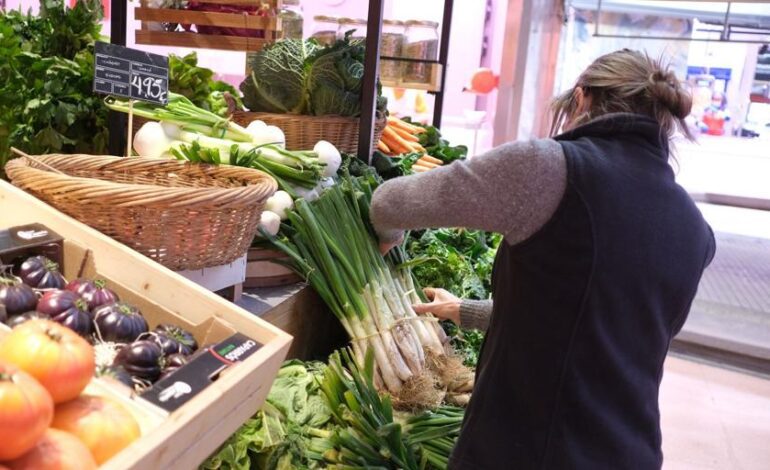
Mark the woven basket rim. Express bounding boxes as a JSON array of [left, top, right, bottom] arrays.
[[5, 154, 277, 209]]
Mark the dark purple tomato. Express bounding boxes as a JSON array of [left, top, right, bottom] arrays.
[[65, 278, 120, 311], [159, 353, 189, 380], [113, 340, 163, 382], [19, 255, 67, 289], [93, 302, 149, 343], [36, 289, 92, 337], [153, 324, 198, 356], [0, 276, 38, 319], [6, 310, 43, 328]]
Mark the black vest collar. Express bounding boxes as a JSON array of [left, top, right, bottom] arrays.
[[553, 113, 669, 158]]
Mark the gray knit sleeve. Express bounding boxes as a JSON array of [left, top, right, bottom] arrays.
[[369, 138, 567, 246], [459, 299, 493, 330]]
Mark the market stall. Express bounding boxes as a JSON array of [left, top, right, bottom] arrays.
[[0, 1, 490, 468]]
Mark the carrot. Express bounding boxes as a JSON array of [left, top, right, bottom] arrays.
[[416, 158, 439, 169], [392, 125, 420, 143], [383, 127, 418, 154], [419, 155, 442, 165], [413, 143, 427, 153], [377, 140, 391, 154], [381, 133, 410, 154], [387, 116, 424, 134], [412, 164, 431, 173]]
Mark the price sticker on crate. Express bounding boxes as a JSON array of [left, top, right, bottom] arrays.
[[93, 41, 169, 104]]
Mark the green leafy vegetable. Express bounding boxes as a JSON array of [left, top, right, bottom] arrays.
[[168, 52, 242, 117], [407, 229, 501, 301], [241, 39, 319, 114], [401, 117, 468, 163], [0, 0, 107, 176], [240, 34, 387, 117]]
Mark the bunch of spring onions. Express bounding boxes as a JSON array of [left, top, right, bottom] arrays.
[[105, 93, 341, 195], [268, 174, 445, 393], [318, 349, 463, 469]]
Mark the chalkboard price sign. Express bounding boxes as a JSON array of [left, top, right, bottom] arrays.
[[94, 41, 169, 105]]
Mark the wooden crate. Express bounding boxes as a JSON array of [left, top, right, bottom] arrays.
[[0, 180, 292, 469], [135, 0, 282, 52], [245, 246, 302, 288]]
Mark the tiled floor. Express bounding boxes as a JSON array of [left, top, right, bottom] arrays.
[[661, 356, 770, 470]]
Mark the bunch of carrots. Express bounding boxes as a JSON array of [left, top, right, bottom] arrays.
[[378, 116, 444, 172]]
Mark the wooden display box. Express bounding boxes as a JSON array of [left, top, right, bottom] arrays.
[[135, 0, 282, 52], [0, 180, 292, 469]]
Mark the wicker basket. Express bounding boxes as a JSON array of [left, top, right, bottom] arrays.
[[231, 111, 386, 154], [6, 154, 277, 271]]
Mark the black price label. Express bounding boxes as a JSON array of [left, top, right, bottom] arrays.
[[93, 41, 169, 105]]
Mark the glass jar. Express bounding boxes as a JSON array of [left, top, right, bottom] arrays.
[[403, 20, 440, 84], [338, 17, 368, 41], [380, 19, 405, 82], [311, 15, 340, 45], [279, 0, 303, 40]]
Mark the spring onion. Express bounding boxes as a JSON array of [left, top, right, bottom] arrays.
[[266, 175, 445, 394]]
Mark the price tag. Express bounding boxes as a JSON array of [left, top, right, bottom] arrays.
[[93, 41, 169, 105]]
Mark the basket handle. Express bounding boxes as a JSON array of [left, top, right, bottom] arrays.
[[10, 147, 67, 175]]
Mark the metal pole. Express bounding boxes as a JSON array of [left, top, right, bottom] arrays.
[[432, 0, 455, 129], [357, 0, 384, 162], [108, 0, 128, 156]]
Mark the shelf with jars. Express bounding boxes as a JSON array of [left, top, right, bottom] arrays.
[[134, 0, 283, 52]]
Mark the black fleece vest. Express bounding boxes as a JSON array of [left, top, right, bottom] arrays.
[[450, 114, 715, 470]]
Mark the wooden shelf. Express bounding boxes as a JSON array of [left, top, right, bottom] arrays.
[[135, 30, 272, 52], [136, 8, 281, 30], [380, 62, 443, 92]]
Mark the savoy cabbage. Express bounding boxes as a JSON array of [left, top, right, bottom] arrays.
[[240, 33, 386, 117]]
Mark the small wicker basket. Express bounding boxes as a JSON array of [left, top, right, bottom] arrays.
[[6, 153, 277, 271], [231, 111, 386, 154]]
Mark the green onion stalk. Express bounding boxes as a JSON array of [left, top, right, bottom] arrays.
[[267, 175, 445, 393], [319, 349, 464, 470], [104, 93, 324, 191]]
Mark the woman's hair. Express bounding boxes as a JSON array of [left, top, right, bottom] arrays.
[[550, 49, 693, 140]]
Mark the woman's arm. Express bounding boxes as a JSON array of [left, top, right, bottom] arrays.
[[460, 299, 493, 331], [369, 139, 568, 246]]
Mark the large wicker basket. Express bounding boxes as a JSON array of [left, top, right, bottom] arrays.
[[231, 111, 386, 154], [6, 154, 277, 271]]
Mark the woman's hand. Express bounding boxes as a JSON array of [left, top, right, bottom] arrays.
[[412, 288, 462, 326]]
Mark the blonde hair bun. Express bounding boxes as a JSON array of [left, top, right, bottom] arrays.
[[648, 70, 692, 120]]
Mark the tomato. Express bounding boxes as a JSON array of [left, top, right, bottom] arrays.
[[0, 319, 95, 403], [0, 362, 54, 460], [52, 395, 141, 465], [4, 429, 96, 470]]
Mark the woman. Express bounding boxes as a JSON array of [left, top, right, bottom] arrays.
[[370, 49, 716, 469]]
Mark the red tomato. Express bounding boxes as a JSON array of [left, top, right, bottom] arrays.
[[4, 429, 96, 470], [0, 319, 95, 403], [0, 362, 54, 460], [52, 395, 141, 465]]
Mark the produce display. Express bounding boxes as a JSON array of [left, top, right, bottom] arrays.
[[0, 319, 141, 466], [240, 34, 388, 117], [0, 0, 107, 176], [264, 173, 474, 408], [168, 52, 244, 118], [204, 350, 464, 470], [106, 94, 341, 197], [0, 254, 202, 394]]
